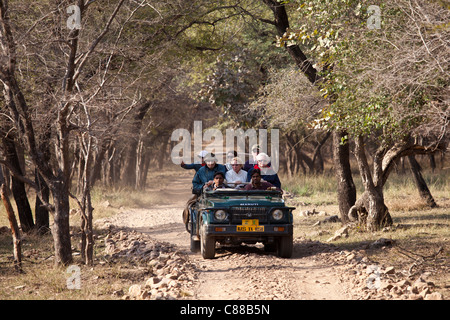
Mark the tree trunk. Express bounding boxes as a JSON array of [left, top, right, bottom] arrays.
[[311, 131, 331, 174], [2, 137, 34, 232], [120, 100, 152, 187], [408, 155, 437, 207], [352, 136, 392, 231], [34, 169, 50, 234], [49, 178, 73, 266], [1, 184, 22, 271], [262, 0, 319, 84], [333, 131, 356, 224]]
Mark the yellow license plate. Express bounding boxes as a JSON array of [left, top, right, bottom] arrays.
[[242, 219, 259, 226], [237, 225, 264, 232]]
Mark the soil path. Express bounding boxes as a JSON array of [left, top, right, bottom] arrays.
[[97, 172, 352, 300]]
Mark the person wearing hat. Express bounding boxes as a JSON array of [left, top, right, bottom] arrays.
[[225, 157, 248, 189], [203, 171, 229, 191], [192, 152, 227, 192], [183, 151, 226, 230], [180, 150, 208, 173], [225, 150, 238, 171], [243, 144, 260, 172], [246, 152, 281, 189]]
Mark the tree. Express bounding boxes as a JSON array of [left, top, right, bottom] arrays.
[[277, 0, 449, 230], [247, 65, 330, 175], [0, 0, 126, 265], [260, 0, 357, 223]]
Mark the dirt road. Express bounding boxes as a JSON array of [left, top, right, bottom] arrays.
[[97, 172, 353, 300]]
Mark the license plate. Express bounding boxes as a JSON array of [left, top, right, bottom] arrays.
[[237, 220, 263, 232], [241, 219, 259, 226], [237, 225, 264, 232]]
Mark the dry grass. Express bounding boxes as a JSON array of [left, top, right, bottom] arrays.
[[0, 170, 178, 300], [0, 166, 448, 299], [286, 168, 450, 298]]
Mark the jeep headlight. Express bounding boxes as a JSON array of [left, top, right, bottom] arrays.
[[214, 210, 227, 221], [272, 209, 283, 220]]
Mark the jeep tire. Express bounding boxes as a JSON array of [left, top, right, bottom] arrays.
[[200, 225, 215, 259], [190, 234, 200, 252], [277, 235, 293, 258]]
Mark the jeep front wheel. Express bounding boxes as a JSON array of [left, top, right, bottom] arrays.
[[277, 235, 293, 258], [200, 225, 215, 259]]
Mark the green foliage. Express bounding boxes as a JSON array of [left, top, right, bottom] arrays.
[[277, 0, 449, 142]]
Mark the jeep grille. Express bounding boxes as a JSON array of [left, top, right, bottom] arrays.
[[230, 207, 268, 224]]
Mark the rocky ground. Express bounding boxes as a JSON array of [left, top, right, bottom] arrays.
[[95, 227, 444, 300], [93, 175, 445, 301]]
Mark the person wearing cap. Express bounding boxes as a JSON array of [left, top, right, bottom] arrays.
[[246, 152, 281, 189], [183, 152, 225, 229], [192, 152, 227, 192], [243, 144, 260, 172], [203, 171, 229, 191], [225, 157, 248, 189], [180, 150, 208, 172]]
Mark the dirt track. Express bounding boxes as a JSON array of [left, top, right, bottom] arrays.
[[96, 172, 359, 300]]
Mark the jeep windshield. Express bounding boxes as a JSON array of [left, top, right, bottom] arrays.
[[203, 189, 283, 201]]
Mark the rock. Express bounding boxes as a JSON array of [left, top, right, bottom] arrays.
[[300, 210, 312, 217], [419, 287, 430, 298], [104, 239, 117, 255], [384, 266, 395, 274], [314, 215, 340, 226], [424, 292, 444, 300], [370, 238, 394, 249], [150, 277, 170, 290], [140, 290, 151, 300], [128, 284, 142, 297], [396, 280, 410, 288], [327, 226, 349, 242], [158, 253, 170, 261], [118, 231, 127, 241], [145, 277, 161, 288], [408, 293, 423, 300], [346, 253, 356, 261], [380, 282, 394, 291], [324, 215, 340, 223], [413, 278, 428, 292], [112, 289, 124, 297], [165, 272, 179, 280], [101, 200, 111, 208]]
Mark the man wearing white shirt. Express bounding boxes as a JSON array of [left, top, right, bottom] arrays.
[[225, 157, 248, 189]]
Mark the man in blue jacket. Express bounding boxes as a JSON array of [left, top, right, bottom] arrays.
[[192, 152, 227, 193], [183, 152, 227, 230], [180, 150, 208, 173]]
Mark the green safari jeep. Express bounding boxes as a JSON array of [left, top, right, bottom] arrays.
[[186, 189, 295, 259]]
